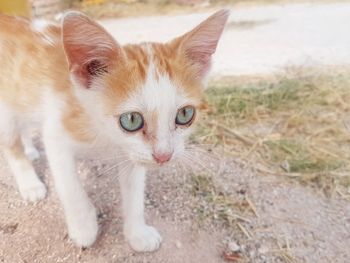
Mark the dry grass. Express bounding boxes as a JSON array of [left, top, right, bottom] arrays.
[[185, 71, 350, 262], [188, 173, 302, 262], [190, 174, 251, 225], [193, 71, 350, 196]]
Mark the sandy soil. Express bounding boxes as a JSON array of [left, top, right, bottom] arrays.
[[1, 2, 350, 263], [1, 140, 349, 263]]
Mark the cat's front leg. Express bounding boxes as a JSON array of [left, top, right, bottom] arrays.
[[43, 123, 98, 247], [119, 165, 162, 252]]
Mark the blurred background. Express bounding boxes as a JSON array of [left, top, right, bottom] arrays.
[[1, 0, 232, 18], [1, 0, 350, 263]]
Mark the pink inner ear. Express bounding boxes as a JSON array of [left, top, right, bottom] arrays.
[[187, 50, 212, 77], [62, 12, 119, 88], [70, 59, 108, 88], [178, 9, 230, 77]]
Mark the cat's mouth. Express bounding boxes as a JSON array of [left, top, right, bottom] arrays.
[[124, 149, 176, 167]]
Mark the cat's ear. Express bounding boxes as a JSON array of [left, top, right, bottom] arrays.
[[172, 9, 230, 78], [62, 11, 120, 88]]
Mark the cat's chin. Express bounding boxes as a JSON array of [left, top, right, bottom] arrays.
[[135, 160, 173, 169]]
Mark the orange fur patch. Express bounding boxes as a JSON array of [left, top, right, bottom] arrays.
[[151, 42, 204, 104], [103, 44, 150, 109], [104, 42, 204, 111], [6, 137, 25, 158]]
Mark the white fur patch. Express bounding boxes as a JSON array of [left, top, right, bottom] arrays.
[[31, 19, 55, 45], [31, 19, 50, 32], [0, 102, 17, 145]]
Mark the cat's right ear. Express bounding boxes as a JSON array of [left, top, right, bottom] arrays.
[[62, 11, 120, 89]]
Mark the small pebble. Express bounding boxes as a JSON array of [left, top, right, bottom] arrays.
[[175, 240, 182, 249], [228, 240, 240, 252], [280, 160, 290, 172], [258, 245, 269, 254]]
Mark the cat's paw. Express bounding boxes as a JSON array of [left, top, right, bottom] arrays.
[[19, 181, 47, 202], [67, 208, 98, 247], [125, 225, 162, 252], [25, 147, 40, 161]]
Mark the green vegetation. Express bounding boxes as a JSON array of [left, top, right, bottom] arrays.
[[194, 72, 350, 194]]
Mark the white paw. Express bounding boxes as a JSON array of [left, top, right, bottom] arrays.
[[19, 181, 47, 202], [125, 225, 162, 252], [25, 147, 40, 161], [67, 208, 98, 247]]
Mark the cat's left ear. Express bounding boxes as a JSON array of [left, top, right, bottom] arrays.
[[172, 9, 230, 78], [62, 11, 121, 88]]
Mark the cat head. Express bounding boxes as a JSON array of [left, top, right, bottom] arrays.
[[62, 10, 229, 166]]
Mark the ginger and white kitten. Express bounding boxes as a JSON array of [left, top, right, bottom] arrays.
[[0, 10, 229, 251]]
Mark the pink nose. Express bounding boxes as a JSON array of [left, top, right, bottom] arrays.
[[152, 152, 173, 164]]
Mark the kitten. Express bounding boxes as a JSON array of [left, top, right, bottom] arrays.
[[0, 10, 229, 251]]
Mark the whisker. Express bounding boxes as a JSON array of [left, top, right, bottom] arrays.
[[97, 157, 131, 177], [93, 160, 133, 201], [181, 151, 218, 177]]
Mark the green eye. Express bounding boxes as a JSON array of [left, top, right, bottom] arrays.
[[176, 106, 195, 126], [119, 112, 144, 132]]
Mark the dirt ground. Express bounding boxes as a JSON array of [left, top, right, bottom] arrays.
[[0, 138, 349, 263]]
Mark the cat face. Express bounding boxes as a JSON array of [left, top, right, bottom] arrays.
[[62, 10, 229, 165]]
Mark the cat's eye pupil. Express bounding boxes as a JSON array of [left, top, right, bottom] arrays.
[[119, 112, 144, 132], [176, 106, 195, 126]]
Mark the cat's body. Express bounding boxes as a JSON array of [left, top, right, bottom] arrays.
[[0, 11, 229, 251]]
